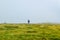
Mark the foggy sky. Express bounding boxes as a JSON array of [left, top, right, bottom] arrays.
[[0, 0, 60, 23]]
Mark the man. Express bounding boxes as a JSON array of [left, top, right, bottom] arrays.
[[28, 20, 30, 24]]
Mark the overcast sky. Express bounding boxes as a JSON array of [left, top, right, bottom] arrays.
[[0, 0, 60, 23]]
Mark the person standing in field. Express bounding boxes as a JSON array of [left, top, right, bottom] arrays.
[[28, 20, 30, 24]]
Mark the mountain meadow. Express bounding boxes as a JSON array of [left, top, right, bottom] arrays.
[[0, 23, 60, 40]]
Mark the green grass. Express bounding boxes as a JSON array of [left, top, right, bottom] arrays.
[[0, 24, 60, 40]]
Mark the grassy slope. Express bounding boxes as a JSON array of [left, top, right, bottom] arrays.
[[0, 24, 60, 40]]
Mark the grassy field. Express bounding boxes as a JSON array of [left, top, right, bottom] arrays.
[[0, 23, 60, 40]]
